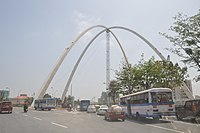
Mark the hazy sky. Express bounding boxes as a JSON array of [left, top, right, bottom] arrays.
[[0, 0, 199, 100]]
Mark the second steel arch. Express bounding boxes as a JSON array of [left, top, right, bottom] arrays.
[[61, 26, 168, 103]]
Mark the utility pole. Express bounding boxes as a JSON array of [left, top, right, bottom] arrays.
[[70, 84, 72, 96], [51, 87, 54, 98]]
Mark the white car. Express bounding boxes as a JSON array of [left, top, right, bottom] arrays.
[[87, 105, 96, 113], [97, 105, 108, 115]]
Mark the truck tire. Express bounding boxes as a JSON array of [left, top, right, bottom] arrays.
[[176, 112, 183, 120]]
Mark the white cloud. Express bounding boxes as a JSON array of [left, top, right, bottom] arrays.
[[73, 11, 102, 38]]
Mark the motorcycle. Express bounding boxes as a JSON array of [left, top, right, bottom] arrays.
[[23, 104, 28, 113]]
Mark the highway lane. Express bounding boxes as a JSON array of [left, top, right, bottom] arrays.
[[0, 107, 199, 133], [0, 109, 68, 133]]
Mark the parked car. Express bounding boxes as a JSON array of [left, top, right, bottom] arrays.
[[0, 101, 13, 114], [87, 105, 96, 113], [176, 99, 200, 122], [105, 105, 125, 121], [97, 105, 108, 115]]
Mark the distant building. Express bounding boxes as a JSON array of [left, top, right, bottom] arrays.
[[184, 79, 193, 94], [195, 95, 200, 99], [98, 92, 107, 105], [9, 94, 32, 106]]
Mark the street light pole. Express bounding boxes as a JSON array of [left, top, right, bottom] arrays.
[[51, 87, 54, 98]]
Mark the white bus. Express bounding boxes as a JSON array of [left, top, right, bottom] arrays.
[[34, 98, 56, 111], [119, 88, 175, 119]]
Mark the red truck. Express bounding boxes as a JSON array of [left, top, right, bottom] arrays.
[[0, 101, 13, 114]]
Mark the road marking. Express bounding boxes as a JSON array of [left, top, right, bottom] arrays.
[[33, 117, 42, 121], [51, 122, 68, 129], [63, 110, 79, 114], [54, 112, 64, 115], [35, 111, 48, 113], [165, 119, 198, 126], [145, 124, 184, 133], [23, 114, 28, 117], [164, 116, 177, 130]]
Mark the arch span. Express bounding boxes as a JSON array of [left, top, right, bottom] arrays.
[[61, 26, 194, 103], [107, 26, 193, 99], [32, 25, 193, 106], [32, 25, 108, 107], [107, 26, 166, 61], [61, 28, 130, 102]]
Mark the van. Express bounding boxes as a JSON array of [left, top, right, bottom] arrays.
[[0, 101, 13, 114], [105, 105, 125, 121]]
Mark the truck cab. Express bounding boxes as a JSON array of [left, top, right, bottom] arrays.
[[0, 101, 13, 114], [176, 99, 200, 121]]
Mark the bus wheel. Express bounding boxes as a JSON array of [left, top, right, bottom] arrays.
[[136, 112, 140, 120], [153, 117, 159, 120], [48, 109, 51, 111]]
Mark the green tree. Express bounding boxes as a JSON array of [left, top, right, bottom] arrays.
[[160, 10, 200, 81], [116, 56, 188, 94], [108, 80, 120, 105], [43, 93, 52, 98], [65, 95, 73, 105]]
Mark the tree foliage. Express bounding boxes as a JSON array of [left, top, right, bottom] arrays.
[[115, 56, 188, 95], [108, 80, 120, 105], [160, 10, 200, 81], [43, 93, 52, 98]]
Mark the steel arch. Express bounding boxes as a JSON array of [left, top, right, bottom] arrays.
[[61, 28, 130, 102]]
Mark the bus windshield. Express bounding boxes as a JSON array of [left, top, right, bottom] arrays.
[[47, 99, 56, 104], [151, 92, 173, 103]]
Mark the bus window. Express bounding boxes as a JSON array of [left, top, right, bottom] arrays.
[[120, 98, 126, 105], [133, 95, 136, 101], [140, 94, 143, 103], [41, 99, 46, 104], [166, 93, 173, 102], [185, 101, 192, 108], [152, 94, 157, 103], [136, 95, 140, 103], [151, 92, 173, 103], [144, 93, 148, 103]]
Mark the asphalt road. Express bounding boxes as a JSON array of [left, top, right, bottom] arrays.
[[0, 107, 199, 133]]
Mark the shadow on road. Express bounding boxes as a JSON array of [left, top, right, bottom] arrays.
[[0, 112, 12, 115], [125, 117, 171, 124], [104, 119, 125, 122]]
